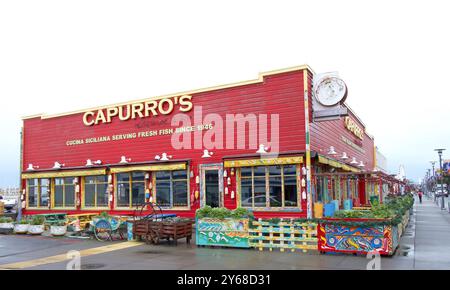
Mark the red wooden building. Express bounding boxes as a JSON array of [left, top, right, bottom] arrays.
[[20, 65, 391, 219]]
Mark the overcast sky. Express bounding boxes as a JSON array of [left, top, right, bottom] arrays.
[[0, 0, 449, 187]]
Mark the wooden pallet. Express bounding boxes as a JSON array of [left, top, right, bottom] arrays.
[[249, 218, 318, 253]]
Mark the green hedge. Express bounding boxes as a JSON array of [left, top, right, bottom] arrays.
[[195, 206, 254, 220]]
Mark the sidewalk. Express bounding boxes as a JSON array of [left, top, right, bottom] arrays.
[[413, 195, 450, 269]]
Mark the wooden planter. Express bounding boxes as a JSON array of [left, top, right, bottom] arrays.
[[317, 215, 409, 256], [196, 218, 250, 248], [248, 219, 318, 253], [133, 220, 193, 245]]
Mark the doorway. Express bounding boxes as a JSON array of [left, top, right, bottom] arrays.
[[200, 164, 224, 208]]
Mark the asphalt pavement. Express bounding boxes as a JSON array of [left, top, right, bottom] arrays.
[[0, 196, 449, 270]]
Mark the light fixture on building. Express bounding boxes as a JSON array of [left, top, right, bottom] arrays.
[[160, 153, 172, 161], [350, 157, 358, 165], [201, 149, 213, 158], [53, 162, 64, 169], [301, 167, 307, 175], [85, 159, 93, 167], [119, 156, 131, 164], [341, 152, 349, 160], [328, 146, 337, 155], [358, 161, 365, 167], [256, 144, 268, 154], [26, 164, 39, 171]]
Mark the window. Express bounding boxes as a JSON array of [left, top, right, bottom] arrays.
[[54, 177, 75, 208], [27, 178, 49, 208], [239, 165, 298, 209], [116, 172, 146, 208], [155, 170, 188, 208], [84, 175, 109, 208]]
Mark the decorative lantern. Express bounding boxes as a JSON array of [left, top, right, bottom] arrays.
[[302, 167, 307, 175], [227, 177, 231, 185], [194, 190, 199, 200], [225, 187, 229, 195], [231, 191, 235, 199]]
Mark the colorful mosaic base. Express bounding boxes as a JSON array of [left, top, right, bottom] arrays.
[[318, 223, 397, 256], [196, 218, 250, 248]]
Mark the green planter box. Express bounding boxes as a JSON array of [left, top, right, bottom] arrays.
[[196, 217, 250, 248]]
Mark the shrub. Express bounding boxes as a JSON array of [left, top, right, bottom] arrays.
[[334, 210, 374, 218], [30, 215, 45, 225], [52, 221, 67, 227], [196, 206, 254, 219], [17, 219, 30, 224], [0, 217, 13, 223]]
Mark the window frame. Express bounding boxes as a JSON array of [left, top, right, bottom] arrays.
[[238, 164, 301, 210], [26, 178, 50, 209], [82, 175, 110, 210], [114, 171, 147, 209], [52, 177, 76, 209], [153, 169, 190, 209]]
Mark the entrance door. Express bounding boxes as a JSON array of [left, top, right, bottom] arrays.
[[200, 164, 224, 208]]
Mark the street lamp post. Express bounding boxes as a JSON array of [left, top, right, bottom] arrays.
[[427, 169, 431, 194], [430, 161, 436, 178], [434, 149, 446, 210]]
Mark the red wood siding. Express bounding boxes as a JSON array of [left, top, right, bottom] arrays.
[[22, 69, 309, 218], [310, 109, 375, 170]]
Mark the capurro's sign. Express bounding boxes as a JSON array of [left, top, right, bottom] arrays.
[[82, 95, 193, 126], [344, 116, 364, 140]]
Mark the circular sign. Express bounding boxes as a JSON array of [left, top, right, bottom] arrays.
[[314, 76, 348, 106]]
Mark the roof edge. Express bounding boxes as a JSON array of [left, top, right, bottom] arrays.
[[22, 64, 314, 121]]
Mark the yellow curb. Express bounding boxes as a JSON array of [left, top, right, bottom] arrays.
[[0, 241, 143, 270]]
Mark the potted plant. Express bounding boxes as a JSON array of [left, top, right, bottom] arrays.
[[28, 215, 45, 235], [0, 217, 14, 234], [14, 219, 30, 234], [50, 221, 67, 236]]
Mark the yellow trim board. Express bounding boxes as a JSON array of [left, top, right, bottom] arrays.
[[224, 156, 303, 168], [0, 241, 143, 270], [22, 65, 314, 120], [22, 168, 107, 179], [110, 163, 186, 173]]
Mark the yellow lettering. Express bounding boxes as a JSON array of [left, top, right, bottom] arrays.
[[94, 110, 107, 125], [179, 95, 193, 112], [158, 98, 174, 115], [83, 112, 95, 126], [131, 103, 144, 119], [106, 107, 119, 123], [144, 101, 158, 117]]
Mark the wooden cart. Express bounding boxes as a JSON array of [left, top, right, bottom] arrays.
[[133, 219, 193, 245]]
